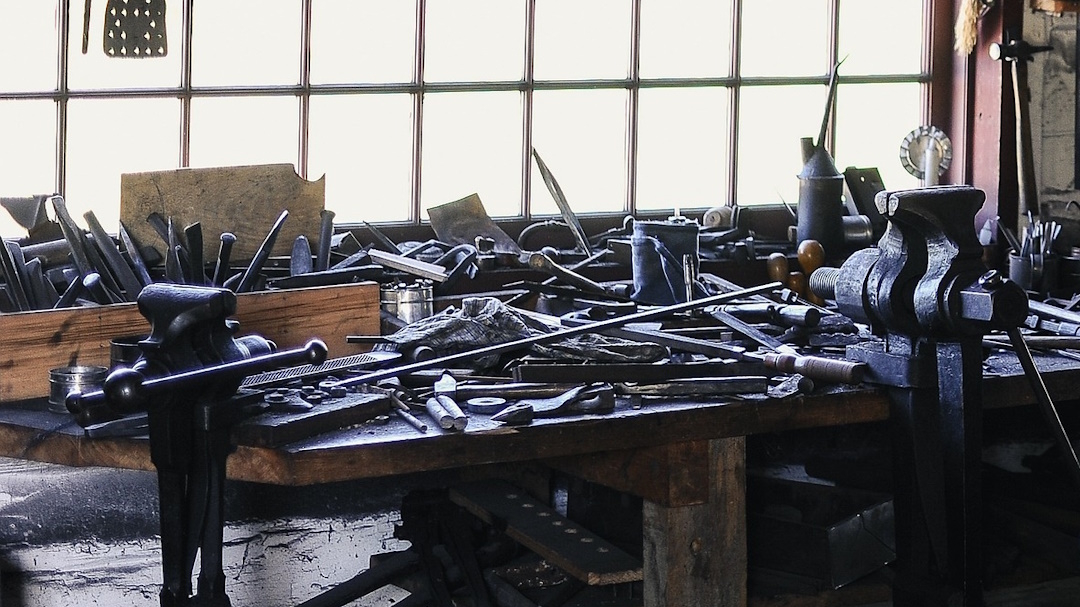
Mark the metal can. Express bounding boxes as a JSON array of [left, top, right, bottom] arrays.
[[48, 365, 108, 414]]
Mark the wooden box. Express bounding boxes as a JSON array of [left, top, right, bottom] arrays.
[[0, 282, 380, 403]]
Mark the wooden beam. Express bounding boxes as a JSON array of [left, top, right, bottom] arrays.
[[643, 437, 746, 607]]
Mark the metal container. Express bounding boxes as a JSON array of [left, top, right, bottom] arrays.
[[48, 365, 108, 414], [630, 217, 700, 305], [110, 335, 145, 369], [380, 281, 434, 324], [797, 146, 845, 256]]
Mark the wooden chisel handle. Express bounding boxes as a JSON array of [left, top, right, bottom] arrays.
[[760, 352, 865, 385]]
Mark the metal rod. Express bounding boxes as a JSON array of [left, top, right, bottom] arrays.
[[330, 282, 782, 389], [1007, 327, 1080, 491]]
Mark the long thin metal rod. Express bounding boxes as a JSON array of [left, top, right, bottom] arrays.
[[331, 282, 782, 389], [1007, 327, 1080, 490]]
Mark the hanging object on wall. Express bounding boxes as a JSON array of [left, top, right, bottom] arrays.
[[103, 0, 168, 57], [954, 0, 996, 55], [1030, 0, 1080, 13], [899, 126, 952, 187], [990, 33, 1052, 218]]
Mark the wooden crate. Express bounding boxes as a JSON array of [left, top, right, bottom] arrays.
[[0, 282, 379, 403]]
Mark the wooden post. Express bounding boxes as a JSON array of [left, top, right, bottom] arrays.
[[642, 437, 746, 607]]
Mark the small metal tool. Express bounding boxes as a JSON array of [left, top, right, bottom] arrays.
[[212, 232, 237, 287], [368, 249, 450, 283], [118, 221, 154, 287], [290, 235, 314, 276], [532, 148, 592, 255], [433, 372, 468, 429], [184, 222, 206, 285], [316, 209, 336, 272], [236, 210, 289, 293], [84, 210, 144, 301]]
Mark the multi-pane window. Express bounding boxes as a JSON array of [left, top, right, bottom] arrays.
[[0, 0, 930, 237]]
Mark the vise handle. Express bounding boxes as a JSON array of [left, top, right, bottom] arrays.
[[71, 339, 328, 414]]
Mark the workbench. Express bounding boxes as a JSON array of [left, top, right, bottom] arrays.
[[0, 349, 1069, 606]]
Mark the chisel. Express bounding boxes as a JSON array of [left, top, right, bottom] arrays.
[[236, 210, 288, 293]]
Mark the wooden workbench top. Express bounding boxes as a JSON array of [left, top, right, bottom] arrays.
[[0, 387, 889, 486], [0, 348, 1068, 487]]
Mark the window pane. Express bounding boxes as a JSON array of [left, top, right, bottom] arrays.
[[0, 100, 56, 236], [191, 0, 301, 86], [189, 96, 298, 168], [839, 0, 923, 76], [311, 0, 415, 85], [737, 84, 826, 206], [309, 94, 414, 223], [534, 0, 631, 81], [68, 0, 183, 90], [637, 87, 729, 212], [532, 89, 627, 215], [741, 0, 828, 77], [0, 4, 58, 91], [639, 0, 731, 79], [425, 0, 524, 82], [66, 98, 180, 230], [421, 92, 522, 218], [835, 82, 922, 191]]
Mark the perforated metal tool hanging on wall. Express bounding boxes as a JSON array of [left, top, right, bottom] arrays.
[[84, 0, 168, 57]]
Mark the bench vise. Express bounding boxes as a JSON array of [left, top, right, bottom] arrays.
[[69, 283, 327, 607], [811, 185, 1027, 607]]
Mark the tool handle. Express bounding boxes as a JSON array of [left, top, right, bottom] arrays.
[[761, 352, 865, 385], [788, 271, 809, 301], [796, 240, 826, 305], [766, 253, 790, 286]]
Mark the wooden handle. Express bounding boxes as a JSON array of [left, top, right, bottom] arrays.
[[797, 240, 825, 274], [796, 240, 826, 305], [788, 271, 808, 299], [766, 253, 790, 286], [763, 352, 865, 385]]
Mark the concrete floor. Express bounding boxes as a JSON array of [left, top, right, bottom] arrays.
[[0, 457, 421, 606]]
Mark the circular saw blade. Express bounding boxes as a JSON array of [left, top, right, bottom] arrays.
[[900, 125, 953, 180]]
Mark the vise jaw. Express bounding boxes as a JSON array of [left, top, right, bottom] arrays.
[[116, 283, 276, 412], [812, 185, 1027, 339]]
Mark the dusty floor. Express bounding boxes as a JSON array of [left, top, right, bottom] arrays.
[[0, 457, 420, 606]]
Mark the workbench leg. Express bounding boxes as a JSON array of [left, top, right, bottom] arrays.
[[642, 437, 746, 607]]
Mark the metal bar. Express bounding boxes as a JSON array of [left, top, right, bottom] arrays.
[[72, 340, 329, 413], [1028, 299, 1080, 326], [367, 249, 449, 282], [330, 282, 781, 389], [1007, 327, 1080, 491]]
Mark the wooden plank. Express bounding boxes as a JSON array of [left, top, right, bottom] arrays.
[[449, 480, 643, 586], [0, 282, 378, 403], [119, 163, 325, 264], [643, 437, 746, 607], [546, 441, 709, 507]]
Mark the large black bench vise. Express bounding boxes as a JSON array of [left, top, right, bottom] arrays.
[[810, 185, 1028, 607], [69, 283, 327, 607]]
